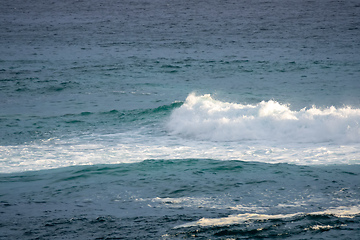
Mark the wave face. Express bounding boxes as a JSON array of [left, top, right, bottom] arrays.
[[168, 93, 360, 143], [2, 94, 360, 173], [0, 102, 183, 146]]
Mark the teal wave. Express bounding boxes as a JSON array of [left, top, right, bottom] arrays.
[[0, 102, 183, 145]]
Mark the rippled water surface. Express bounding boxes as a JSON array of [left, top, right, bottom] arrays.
[[1, 0, 360, 239]]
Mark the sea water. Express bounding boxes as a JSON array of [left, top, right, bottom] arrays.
[[1, 0, 360, 239]]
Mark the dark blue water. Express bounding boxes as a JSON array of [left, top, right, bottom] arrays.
[[1, 160, 360, 239], [1, 0, 360, 239]]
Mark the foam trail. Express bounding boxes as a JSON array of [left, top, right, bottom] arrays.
[[167, 93, 360, 143], [175, 205, 360, 228]]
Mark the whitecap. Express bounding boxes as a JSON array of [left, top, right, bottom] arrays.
[[167, 93, 360, 143]]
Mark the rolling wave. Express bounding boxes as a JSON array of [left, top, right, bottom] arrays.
[[167, 93, 360, 143], [0, 102, 183, 145]]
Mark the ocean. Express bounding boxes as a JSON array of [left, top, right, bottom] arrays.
[[1, 0, 360, 239]]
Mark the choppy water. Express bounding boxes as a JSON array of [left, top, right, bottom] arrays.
[[1, 0, 360, 239], [2, 160, 360, 239]]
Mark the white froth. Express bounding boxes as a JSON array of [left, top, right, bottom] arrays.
[[175, 205, 360, 228], [1, 94, 360, 173], [167, 93, 360, 143], [1, 134, 359, 173]]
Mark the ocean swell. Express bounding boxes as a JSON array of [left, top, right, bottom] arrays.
[[167, 93, 360, 143]]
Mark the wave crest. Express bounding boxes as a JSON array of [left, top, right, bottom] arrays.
[[167, 93, 360, 143]]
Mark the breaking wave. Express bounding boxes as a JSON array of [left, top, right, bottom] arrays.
[[167, 93, 360, 143]]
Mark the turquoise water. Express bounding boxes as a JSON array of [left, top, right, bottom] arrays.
[[1, 0, 360, 239]]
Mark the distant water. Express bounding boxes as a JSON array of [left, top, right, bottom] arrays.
[[1, 0, 360, 239]]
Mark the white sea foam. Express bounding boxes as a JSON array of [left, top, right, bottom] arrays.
[[175, 205, 360, 228], [148, 197, 268, 212], [167, 93, 360, 143], [1, 94, 360, 173], [1, 132, 360, 173]]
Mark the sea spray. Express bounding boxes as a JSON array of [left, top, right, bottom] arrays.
[[167, 93, 360, 143]]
